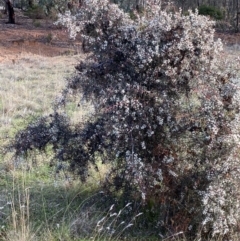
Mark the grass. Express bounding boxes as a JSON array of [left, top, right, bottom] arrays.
[[1, 46, 240, 240], [0, 174, 98, 240], [0, 166, 142, 241], [0, 53, 98, 240], [0, 149, 112, 240], [0, 54, 86, 141], [0, 53, 124, 240]]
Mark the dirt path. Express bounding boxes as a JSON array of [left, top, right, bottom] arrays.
[[0, 9, 82, 63]]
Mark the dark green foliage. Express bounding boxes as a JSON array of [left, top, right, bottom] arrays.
[[198, 5, 224, 20], [24, 0, 68, 17], [24, 5, 46, 19]]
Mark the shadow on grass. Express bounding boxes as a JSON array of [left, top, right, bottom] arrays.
[[0, 151, 161, 241], [0, 166, 162, 241]]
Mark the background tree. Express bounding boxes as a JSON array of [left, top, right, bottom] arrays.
[[5, 0, 15, 23], [173, 0, 239, 31], [28, 0, 33, 8]]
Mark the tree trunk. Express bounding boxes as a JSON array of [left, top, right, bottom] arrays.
[[3, 1, 7, 14], [6, 0, 15, 24], [236, 0, 239, 32], [28, 0, 33, 8]]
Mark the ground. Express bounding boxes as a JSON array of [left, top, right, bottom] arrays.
[[0, 9, 86, 150], [0, 9, 82, 63], [1, 9, 240, 63]]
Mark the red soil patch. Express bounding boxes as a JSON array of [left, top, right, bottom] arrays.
[[0, 9, 82, 63], [0, 9, 239, 63]]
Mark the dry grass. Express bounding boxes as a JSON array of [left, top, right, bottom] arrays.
[[0, 43, 240, 240], [0, 53, 90, 145], [0, 54, 75, 121], [0, 52, 106, 241]]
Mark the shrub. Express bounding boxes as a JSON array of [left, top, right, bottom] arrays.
[[8, 0, 240, 239], [24, 0, 69, 18], [198, 5, 224, 20], [25, 5, 46, 19], [37, 0, 69, 15]]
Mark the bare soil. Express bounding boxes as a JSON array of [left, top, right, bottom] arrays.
[[0, 9, 82, 63], [216, 32, 240, 46], [0, 9, 240, 64]]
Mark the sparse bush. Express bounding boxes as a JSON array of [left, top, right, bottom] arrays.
[[32, 19, 41, 27], [25, 5, 46, 19], [199, 5, 224, 20], [38, 0, 69, 15], [24, 0, 69, 18], [46, 33, 53, 43], [8, 0, 240, 239]]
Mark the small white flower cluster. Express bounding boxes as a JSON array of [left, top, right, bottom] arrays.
[[202, 180, 240, 237], [55, 11, 80, 39]]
